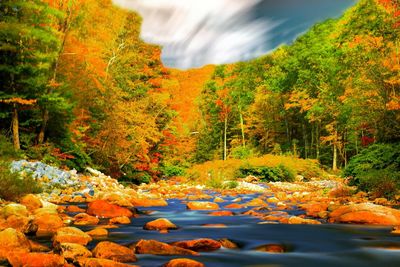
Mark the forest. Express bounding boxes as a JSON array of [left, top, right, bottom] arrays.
[[0, 0, 399, 194]]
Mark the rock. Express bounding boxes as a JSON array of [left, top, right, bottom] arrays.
[[208, 211, 234, 216], [130, 198, 168, 207], [171, 238, 221, 252], [134, 239, 198, 255], [255, 244, 285, 253], [329, 203, 400, 225], [0, 228, 31, 260], [33, 213, 64, 236], [87, 200, 133, 218], [99, 193, 133, 207], [266, 197, 279, 203], [53, 227, 92, 246], [59, 242, 92, 261], [66, 205, 85, 213], [77, 258, 137, 267], [213, 197, 225, 203], [392, 226, 400, 234], [29, 240, 51, 252], [92, 241, 136, 262], [186, 201, 219, 210], [6, 215, 36, 234], [1, 204, 28, 218], [86, 228, 108, 237], [288, 216, 321, 225], [7, 252, 65, 267], [218, 238, 239, 249], [300, 202, 329, 218], [109, 216, 131, 225], [374, 198, 389, 205], [224, 203, 243, 209], [163, 258, 205, 267], [20, 194, 43, 211], [202, 223, 227, 228], [143, 218, 178, 231], [33, 207, 58, 216], [74, 213, 99, 226], [244, 175, 259, 183], [243, 198, 267, 206]]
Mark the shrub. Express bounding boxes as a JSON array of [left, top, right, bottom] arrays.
[[238, 164, 295, 182], [0, 135, 22, 160], [0, 161, 42, 201], [231, 146, 253, 159], [160, 164, 186, 178], [345, 143, 400, 198]]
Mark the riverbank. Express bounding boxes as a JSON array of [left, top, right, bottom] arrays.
[[1, 161, 400, 266]]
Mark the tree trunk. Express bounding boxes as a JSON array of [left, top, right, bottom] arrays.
[[223, 115, 228, 160], [316, 122, 320, 160], [239, 111, 245, 147], [332, 130, 338, 171], [37, 109, 49, 144], [12, 104, 20, 150]]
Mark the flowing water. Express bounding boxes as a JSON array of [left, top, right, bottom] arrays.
[[40, 191, 400, 267]]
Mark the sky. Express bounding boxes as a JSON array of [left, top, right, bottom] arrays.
[[113, 0, 357, 69]]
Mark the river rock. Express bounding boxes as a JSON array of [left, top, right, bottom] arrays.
[[255, 244, 286, 253], [288, 216, 321, 225], [92, 241, 136, 262], [66, 205, 86, 213], [109, 216, 131, 224], [224, 203, 243, 209], [59, 242, 92, 261], [1, 204, 28, 218], [53, 227, 92, 246], [300, 202, 329, 217], [29, 240, 51, 252], [86, 227, 108, 237], [186, 201, 219, 210], [171, 238, 221, 252], [243, 198, 267, 206], [329, 203, 400, 225], [33, 213, 64, 236], [134, 239, 198, 255], [7, 252, 66, 267], [208, 210, 234, 216], [130, 198, 168, 207], [143, 218, 178, 231], [74, 213, 99, 226], [20, 194, 43, 211], [162, 258, 205, 267], [218, 238, 239, 249], [5, 215, 36, 234], [0, 228, 31, 260], [77, 258, 137, 267], [87, 200, 133, 218]]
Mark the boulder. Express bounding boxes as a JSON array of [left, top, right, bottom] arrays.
[[186, 202, 219, 210], [300, 202, 329, 218], [7, 253, 65, 267], [171, 238, 221, 252], [329, 203, 400, 225], [0, 228, 31, 260], [213, 197, 225, 203], [162, 258, 205, 267], [33, 213, 64, 236], [208, 211, 234, 216], [53, 227, 92, 246], [1, 204, 28, 218], [59, 243, 92, 261], [86, 227, 108, 237], [134, 239, 198, 255], [243, 198, 267, 206], [288, 216, 321, 225], [77, 258, 137, 267], [6, 215, 36, 234], [29, 240, 51, 252], [218, 238, 239, 249], [87, 200, 133, 218], [74, 213, 99, 226], [143, 218, 178, 231], [255, 244, 286, 253], [92, 241, 136, 263], [130, 198, 168, 207], [109, 216, 131, 225], [66, 205, 85, 213], [99, 193, 133, 207], [20, 194, 43, 211], [224, 203, 243, 209]]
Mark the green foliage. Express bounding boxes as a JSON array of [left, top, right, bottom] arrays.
[[345, 143, 400, 198], [239, 164, 295, 182], [0, 161, 42, 201], [0, 135, 22, 160], [231, 146, 253, 159], [160, 164, 186, 178]]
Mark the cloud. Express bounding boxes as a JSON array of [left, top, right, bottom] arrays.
[[112, 0, 355, 69]]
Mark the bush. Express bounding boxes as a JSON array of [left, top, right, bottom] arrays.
[[238, 164, 295, 182], [0, 135, 22, 160], [231, 146, 253, 159], [345, 143, 400, 198], [0, 161, 42, 201], [160, 164, 186, 178]]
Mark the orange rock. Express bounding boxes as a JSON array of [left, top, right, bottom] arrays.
[[86, 227, 108, 237], [255, 244, 285, 253], [77, 258, 137, 267], [213, 197, 225, 203], [33, 213, 64, 236], [92, 241, 137, 262], [66, 205, 85, 213], [288, 216, 321, 225], [59, 242, 92, 261], [74, 213, 99, 226], [134, 239, 198, 255], [224, 203, 243, 209], [242, 210, 263, 217], [6, 215, 35, 234], [0, 228, 31, 260], [109, 216, 131, 225], [172, 238, 221, 252], [130, 198, 168, 207], [29, 240, 50, 252], [186, 201, 219, 210], [300, 202, 329, 218], [202, 224, 227, 228], [218, 238, 239, 249], [163, 258, 205, 267], [87, 200, 133, 218], [53, 227, 92, 246], [20, 194, 42, 211], [7, 252, 65, 267], [329, 203, 400, 225], [208, 211, 234, 216], [143, 218, 178, 230]]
